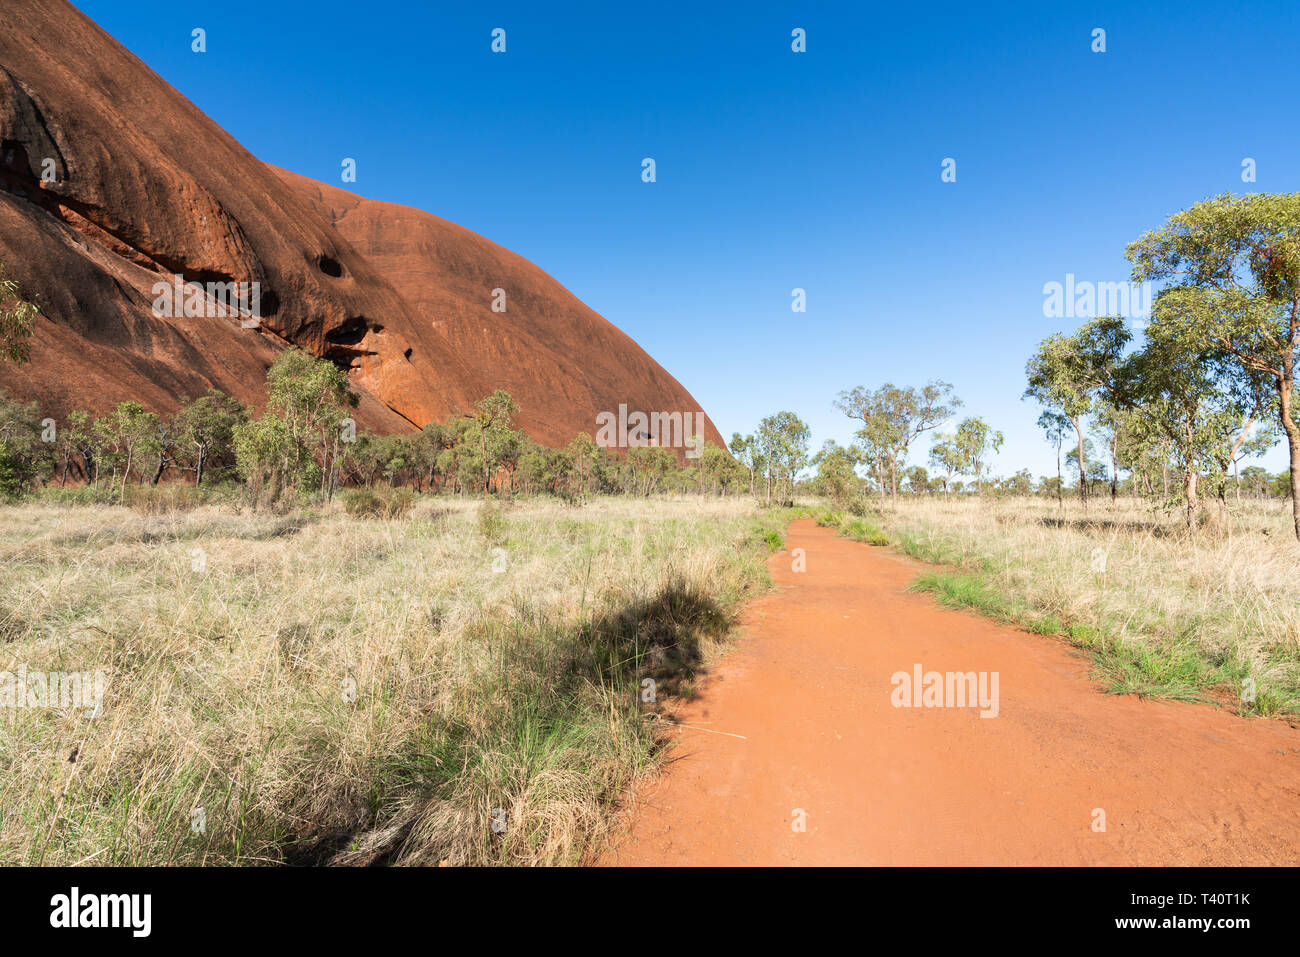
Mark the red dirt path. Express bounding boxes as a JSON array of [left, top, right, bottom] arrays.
[[601, 519, 1300, 865]]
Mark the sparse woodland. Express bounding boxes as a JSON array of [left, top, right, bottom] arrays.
[[4, 192, 1300, 868]]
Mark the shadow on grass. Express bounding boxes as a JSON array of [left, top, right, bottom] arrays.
[[281, 580, 733, 867], [1035, 515, 1181, 538]]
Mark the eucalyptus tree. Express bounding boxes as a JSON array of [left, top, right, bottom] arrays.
[[927, 433, 964, 495], [174, 389, 247, 486], [471, 389, 521, 498], [953, 417, 1003, 494], [265, 347, 359, 497], [1126, 192, 1300, 538], [1024, 316, 1129, 507], [93, 401, 161, 501], [728, 432, 764, 498], [811, 439, 861, 507], [1036, 410, 1071, 509], [1128, 287, 1275, 524], [756, 411, 811, 506], [834, 381, 961, 502]]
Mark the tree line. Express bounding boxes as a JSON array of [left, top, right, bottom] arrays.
[[0, 337, 827, 504]]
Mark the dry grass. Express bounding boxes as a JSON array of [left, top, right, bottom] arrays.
[[0, 494, 789, 866], [866, 495, 1300, 715]]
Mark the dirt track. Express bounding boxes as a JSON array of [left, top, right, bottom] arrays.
[[602, 518, 1300, 865]]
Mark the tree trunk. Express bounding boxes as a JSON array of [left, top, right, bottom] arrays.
[[1055, 444, 1063, 510], [1072, 417, 1086, 508], [1109, 434, 1118, 504], [1184, 467, 1198, 528], [120, 451, 133, 502], [1284, 416, 1300, 540]]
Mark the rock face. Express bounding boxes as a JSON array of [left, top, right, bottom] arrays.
[[0, 0, 722, 451], [275, 170, 724, 449]]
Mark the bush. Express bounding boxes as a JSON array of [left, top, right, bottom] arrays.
[[477, 499, 507, 542], [815, 508, 843, 528], [340, 486, 417, 519]]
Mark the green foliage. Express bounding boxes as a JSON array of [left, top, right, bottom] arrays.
[[0, 261, 40, 364], [265, 347, 358, 498], [0, 391, 52, 499], [840, 517, 889, 545], [233, 411, 296, 506], [92, 401, 161, 502], [952, 417, 1004, 493], [728, 432, 765, 498], [755, 410, 811, 506], [173, 389, 247, 486], [1125, 192, 1300, 533], [810, 440, 861, 506], [927, 433, 964, 493], [477, 499, 507, 542], [813, 505, 888, 545], [835, 381, 960, 501]]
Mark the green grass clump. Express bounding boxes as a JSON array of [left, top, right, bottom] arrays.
[[814, 506, 889, 546]]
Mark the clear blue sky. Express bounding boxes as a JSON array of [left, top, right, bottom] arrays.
[[72, 0, 1300, 477]]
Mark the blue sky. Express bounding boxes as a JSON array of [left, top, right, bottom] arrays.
[[72, 0, 1300, 477]]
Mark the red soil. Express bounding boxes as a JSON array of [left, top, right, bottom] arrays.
[[602, 519, 1300, 865]]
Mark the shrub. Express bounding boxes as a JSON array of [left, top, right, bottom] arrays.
[[341, 486, 417, 519], [477, 499, 507, 542]]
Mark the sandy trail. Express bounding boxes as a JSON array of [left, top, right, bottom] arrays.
[[602, 519, 1300, 865]]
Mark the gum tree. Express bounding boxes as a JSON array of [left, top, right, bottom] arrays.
[[173, 390, 246, 486], [93, 401, 161, 501], [265, 348, 359, 498], [0, 391, 52, 498], [756, 411, 810, 506], [834, 381, 961, 502], [1127, 296, 1273, 524], [810, 439, 860, 507], [952, 416, 1003, 495], [1036, 410, 1071, 509], [729, 432, 764, 498], [1126, 192, 1300, 538], [927, 432, 964, 495], [1024, 317, 1128, 507], [472, 389, 520, 498]]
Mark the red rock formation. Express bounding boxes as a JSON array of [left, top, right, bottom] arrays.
[[276, 170, 724, 449], [0, 0, 722, 452]]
